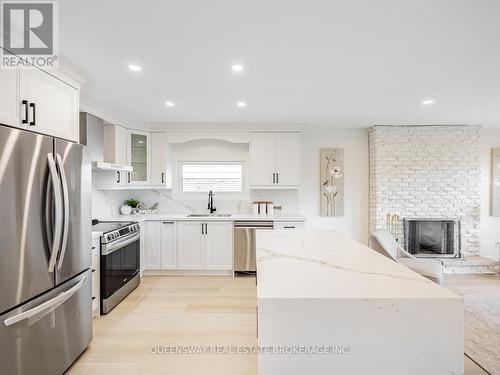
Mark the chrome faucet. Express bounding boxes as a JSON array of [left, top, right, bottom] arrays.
[[207, 190, 216, 214]]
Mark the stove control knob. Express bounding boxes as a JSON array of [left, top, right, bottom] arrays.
[[107, 234, 113, 241]]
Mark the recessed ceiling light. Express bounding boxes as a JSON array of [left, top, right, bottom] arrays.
[[165, 101, 175, 107], [236, 101, 246, 108], [232, 64, 244, 73], [128, 64, 142, 72], [422, 99, 435, 105]]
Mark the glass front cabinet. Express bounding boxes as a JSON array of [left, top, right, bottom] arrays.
[[127, 129, 150, 185]]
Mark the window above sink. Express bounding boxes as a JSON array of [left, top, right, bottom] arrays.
[[181, 163, 243, 193], [173, 161, 248, 200]]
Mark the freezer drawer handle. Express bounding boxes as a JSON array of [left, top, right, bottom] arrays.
[[3, 274, 87, 327], [56, 154, 70, 270], [47, 153, 63, 273]]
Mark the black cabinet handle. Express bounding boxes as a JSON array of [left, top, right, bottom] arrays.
[[127, 172, 131, 183], [162, 221, 174, 224], [272, 173, 275, 184], [276, 173, 279, 184], [92, 246, 95, 250], [205, 223, 208, 235], [116, 171, 120, 183], [22, 100, 28, 124], [161, 172, 164, 183], [29, 103, 36, 126]]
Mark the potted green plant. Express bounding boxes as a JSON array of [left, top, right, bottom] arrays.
[[120, 199, 140, 215]]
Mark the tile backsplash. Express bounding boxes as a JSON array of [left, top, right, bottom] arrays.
[[92, 186, 298, 218]]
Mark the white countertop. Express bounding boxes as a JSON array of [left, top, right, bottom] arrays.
[[256, 230, 460, 300], [96, 213, 306, 223], [91, 231, 103, 240]]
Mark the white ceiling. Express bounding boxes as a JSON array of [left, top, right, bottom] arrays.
[[60, 0, 500, 127]]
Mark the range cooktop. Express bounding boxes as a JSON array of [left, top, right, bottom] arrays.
[[92, 221, 135, 234]]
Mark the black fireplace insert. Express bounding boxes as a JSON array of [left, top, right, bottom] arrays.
[[403, 219, 461, 258]]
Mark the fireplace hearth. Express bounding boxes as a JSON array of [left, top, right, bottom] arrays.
[[403, 218, 462, 258]]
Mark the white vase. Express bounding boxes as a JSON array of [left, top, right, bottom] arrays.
[[120, 205, 132, 215]]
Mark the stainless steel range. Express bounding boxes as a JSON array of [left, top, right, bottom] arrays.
[[92, 221, 140, 314]]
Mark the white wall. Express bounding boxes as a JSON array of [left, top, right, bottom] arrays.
[[299, 128, 369, 243], [480, 128, 500, 259]]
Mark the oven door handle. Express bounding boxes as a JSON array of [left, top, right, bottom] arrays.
[[101, 233, 140, 256]]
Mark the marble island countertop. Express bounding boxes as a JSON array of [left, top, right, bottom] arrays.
[[256, 230, 464, 374], [256, 230, 460, 300], [96, 213, 306, 223]]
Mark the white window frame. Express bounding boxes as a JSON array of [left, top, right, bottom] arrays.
[[174, 160, 248, 200]]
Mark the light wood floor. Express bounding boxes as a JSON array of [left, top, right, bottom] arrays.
[[68, 276, 257, 374], [68, 275, 496, 374]]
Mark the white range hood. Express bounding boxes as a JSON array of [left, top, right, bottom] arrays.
[[91, 161, 133, 172]]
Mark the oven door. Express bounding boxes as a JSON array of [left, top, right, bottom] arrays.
[[100, 233, 140, 302]]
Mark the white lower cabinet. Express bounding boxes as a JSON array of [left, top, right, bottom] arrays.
[[160, 221, 178, 269], [275, 221, 305, 230], [91, 237, 100, 318], [144, 220, 233, 272], [146, 221, 178, 270], [146, 221, 161, 270], [205, 222, 233, 270], [177, 221, 205, 270]]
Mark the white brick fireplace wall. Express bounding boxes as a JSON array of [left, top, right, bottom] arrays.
[[369, 125, 481, 256]]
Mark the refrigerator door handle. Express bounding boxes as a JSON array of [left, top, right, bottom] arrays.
[[3, 274, 87, 327], [47, 153, 63, 273], [55, 154, 70, 270]]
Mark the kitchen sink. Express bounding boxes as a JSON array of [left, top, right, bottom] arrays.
[[188, 213, 232, 217]]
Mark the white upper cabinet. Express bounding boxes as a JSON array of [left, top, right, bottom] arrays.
[[97, 128, 173, 190], [0, 65, 79, 142], [97, 123, 129, 187], [0, 69, 20, 127], [150, 133, 165, 186], [250, 133, 275, 186], [150, 132, 171, 188], [250, 132, 301, 188], [103, 123, 128, 165], [127, 129, 150, 185], [275, 133, 301, 186], [205, 222, 233, 270], [20, 68, 79, 142]]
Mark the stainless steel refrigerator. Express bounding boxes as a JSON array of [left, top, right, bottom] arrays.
[[0, 124, 92, 375]]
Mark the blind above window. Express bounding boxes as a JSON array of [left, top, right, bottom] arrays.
[[181, 163, 243, 193]]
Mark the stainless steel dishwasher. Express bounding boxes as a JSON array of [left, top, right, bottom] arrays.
[[234, 220, 274, 274]]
